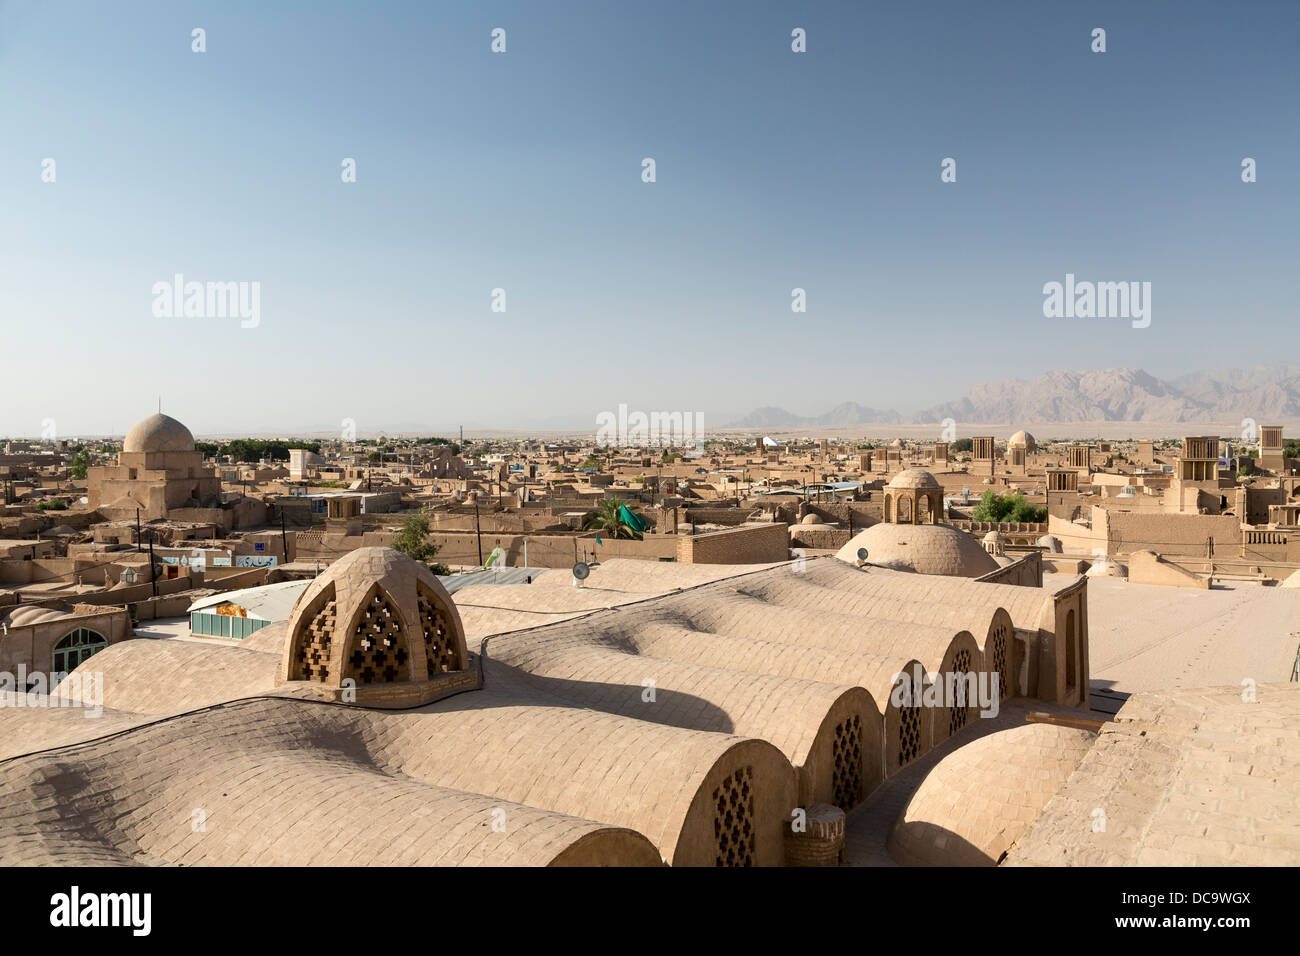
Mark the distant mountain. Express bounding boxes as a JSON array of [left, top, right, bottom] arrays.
[[732, 402, 903, 428], [914, 368, 1197, 424], [1168, 363, 1300, 421], [733, 363, 1300, 427]]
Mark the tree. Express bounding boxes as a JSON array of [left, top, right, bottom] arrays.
[[583, 498, 645, 540], [391, 514, 450, 574], [951, 438, 973, 453], [972, 490, 1045, 523], [69, 450, 90, 481]]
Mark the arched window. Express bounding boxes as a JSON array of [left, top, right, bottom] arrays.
[[52, 627, 108, 676]]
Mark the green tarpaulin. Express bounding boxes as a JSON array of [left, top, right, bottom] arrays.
[[619, 504, 647, 533]]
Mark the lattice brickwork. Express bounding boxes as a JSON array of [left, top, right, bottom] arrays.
[[345, 589, 410, 684], [418, 589, 461, 674], [292, 595, 336, 682], [832, 715, 864, 810], [713, 766, 756, 866], [948, 649, 974, 736], [992, 627, 1009, 702], [899, 704, 921, 766]]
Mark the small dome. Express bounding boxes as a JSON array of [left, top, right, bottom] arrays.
[[123, 413, 195, 454], [1007, 430, 1037, 451], [1036, 534, 1063, 553], [887, 469, 941, 491], [800, 513, 824, 525], [281, 547, 470, 701], [888, 723, 1094, 866], [6, 606, 68, 627], [835, 523, 999, 578], [1086, 555, 1127, 578], [982, 530, 1005, 544]]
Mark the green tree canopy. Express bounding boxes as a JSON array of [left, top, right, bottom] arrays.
[[971, 490, 1046, 523], [391, 513, 450, 574], [68, 450, 90, 480]]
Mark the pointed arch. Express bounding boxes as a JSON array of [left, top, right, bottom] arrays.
[[342, 583, 413, 684]]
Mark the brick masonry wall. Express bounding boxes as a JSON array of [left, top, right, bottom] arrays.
[[676, 524, 790, 564]]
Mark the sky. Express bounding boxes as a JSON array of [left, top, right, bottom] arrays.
[[0, 0, 1296, 437]]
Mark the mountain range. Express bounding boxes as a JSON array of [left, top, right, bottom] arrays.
[[733, 363, 1300, 426]]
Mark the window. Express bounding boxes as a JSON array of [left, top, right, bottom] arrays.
[[51, 627, 108, 676]]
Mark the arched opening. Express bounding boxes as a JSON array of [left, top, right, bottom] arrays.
[[52, 627, 107, 676], [343, 584, 412, 684], [289, 583, 337, 682], [416, 582, 464, 674], [884, 494, 893, 523], [898, 495, 912, 524]]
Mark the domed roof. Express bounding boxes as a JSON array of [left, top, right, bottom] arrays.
[[1008, 430, 1037, 450], [6, 606, 69, 627], [800, 513, 825, 525], [281, 547, 469, 701], [887, 468, 941, 491], [1036, 534, 1063, 553], [888, 723, 1094, 866], [123, 413, 195, 454], [834, 523, 999, 578], [982, 530, 1005, 544]]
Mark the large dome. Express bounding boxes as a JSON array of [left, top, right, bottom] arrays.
[[1008, 430, 1037, 451], [887, 468, 941, 491], [123, 413, 196, 454], [835, 523, 999, 578]]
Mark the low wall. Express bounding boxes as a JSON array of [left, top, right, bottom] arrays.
[[975, 550, 1042, 588], [676, 523, 790, 564], [1127, 551, 1210, 589]]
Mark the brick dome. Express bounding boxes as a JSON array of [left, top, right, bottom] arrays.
[[835, 523, 999, 578], [123, 413, 195, 453]]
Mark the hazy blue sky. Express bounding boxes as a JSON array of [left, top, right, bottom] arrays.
[[1, 0, 1296, 436]]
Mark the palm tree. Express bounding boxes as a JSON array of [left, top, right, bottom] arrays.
[[583, 498, 644, 540]]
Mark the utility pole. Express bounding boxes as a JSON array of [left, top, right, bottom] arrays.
[[473, 497, 483, 566], [136, 508, 142, 555], [280, 506, 289, 566], [148, 529, 158, 598]]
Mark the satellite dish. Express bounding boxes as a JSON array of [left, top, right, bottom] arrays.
[[572, 562, 590, 580], [856, 547, 869, 561]]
